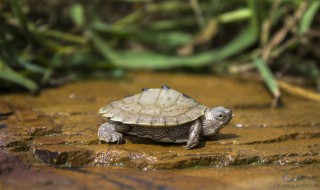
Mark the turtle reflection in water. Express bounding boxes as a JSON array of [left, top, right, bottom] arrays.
[[98, 85, 233, 149]]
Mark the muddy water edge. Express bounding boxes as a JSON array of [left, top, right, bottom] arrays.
[[1, 72, 319, 190]]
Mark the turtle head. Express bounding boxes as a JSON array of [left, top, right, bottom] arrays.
[[201, 106, 233, 136]]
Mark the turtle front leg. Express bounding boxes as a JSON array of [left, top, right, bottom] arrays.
[[98, 121, 130, 144], [185, 120, 202, 149]]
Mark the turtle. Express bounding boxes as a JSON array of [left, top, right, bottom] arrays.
[[98, 85, 233, 149]]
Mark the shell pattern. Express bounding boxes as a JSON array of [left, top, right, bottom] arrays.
[[99, 86, 207, 127]]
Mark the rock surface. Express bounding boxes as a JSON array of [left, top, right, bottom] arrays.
[[1, 72, 320, 189]]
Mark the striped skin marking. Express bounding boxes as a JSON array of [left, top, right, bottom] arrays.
[[165, 124, 190, 140], [123, 121, 193, 143], [138, 127, 166, 141]]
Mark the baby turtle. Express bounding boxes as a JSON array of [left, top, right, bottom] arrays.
[[98, 85, 233, 149]]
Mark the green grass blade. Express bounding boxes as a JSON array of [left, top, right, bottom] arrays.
[[217, 8, 252, 23], [90, 31, 122, 65], [253, 56, 280, 99], [148, 18, 195, 30], [91, 25, 257, 69], [0, 60, 38, 92], [10, 0, 32, 42], [137, 31, 192, 48], [17, 59, 46, 74], [43, 30, 88, 45], [247, 0, 266, 35], [70, 3, 85, 27], [299, 0, 320, 34], [92, 21, 131, 35]]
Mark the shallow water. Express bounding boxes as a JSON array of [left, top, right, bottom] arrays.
[[1, 72, 319, 189]]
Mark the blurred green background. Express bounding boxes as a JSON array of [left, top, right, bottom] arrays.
[[0, 0, 319, 96]]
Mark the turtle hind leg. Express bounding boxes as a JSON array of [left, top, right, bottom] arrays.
[[98, 121, 130, 144]]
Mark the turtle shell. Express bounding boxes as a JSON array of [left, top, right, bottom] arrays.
[[99, 86, 207, 127]]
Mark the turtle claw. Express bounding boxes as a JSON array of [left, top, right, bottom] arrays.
[[98, 122, 124, 144], [99, 131, 123, 144], [115, 133, 123, 144], [99, 132, 123, 144], [185, 142, 198, 149]]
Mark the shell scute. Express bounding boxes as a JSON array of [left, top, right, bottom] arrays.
[[138, 89, 159, 105], [161, 105, 189, 116], [139, 105, 161, 115], [164, 116, 178, 125], [122, 94, 140, 104], [155, 88, 180, 108], [122, 114, 140, 124], [111, 101, 125, 108], [111, 111, 129, 122], [151, 116, 166, 126], [137, 114, 154, 125]]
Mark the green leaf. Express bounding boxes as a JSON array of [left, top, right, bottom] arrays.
[[11, 0, 30, 35], [247, 0, 266, 34], [253, 56, 280, 98], [18, 60, 46, 73], [90, 31, 122, 65], [217, 8, 252, 23], [70, 3, 85, 27], [0, 60, 38, 92], [137, 31, 192, 48], [43, 29, 87, 45], [299, 0, 320, 34], [147, 18, 195, 30], [91, 26, 257, 69], [114, 11, 141, 27], [92, 21, 131, 35]]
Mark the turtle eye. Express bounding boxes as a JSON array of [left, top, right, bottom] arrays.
[[214, 111, 227, 121]]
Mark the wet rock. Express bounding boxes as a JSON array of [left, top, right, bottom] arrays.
[[216, 127, 320, 145], [1, 72, 320, 189], [0, 153, 30, 175], [32, 136, 66, 146], [2, 164, 320, 190], [0, 74, 320, 170], [0, 158, 85, 190], [1, 73, 320, 170], [28, 125, 61, 136], [0, 133, 32, 151], [33, 145, 94, 166]]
